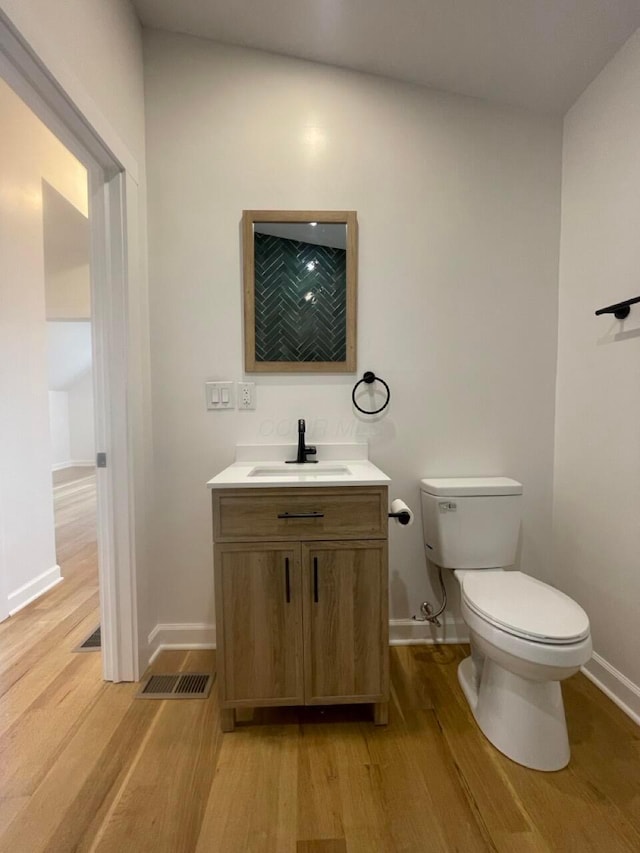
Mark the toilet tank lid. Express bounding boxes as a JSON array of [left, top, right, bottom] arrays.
[[420, 477, 523, 496]]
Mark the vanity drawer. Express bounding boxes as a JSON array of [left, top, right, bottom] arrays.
[[212, 487, 388, 542]]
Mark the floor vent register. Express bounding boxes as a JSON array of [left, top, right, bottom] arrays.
[[136, 673, 214, 699], [73, 625, 101, 652]]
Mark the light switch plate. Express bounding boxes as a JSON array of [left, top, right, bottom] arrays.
[[237, 382, 256, 410], [205, 381, 235, 410]]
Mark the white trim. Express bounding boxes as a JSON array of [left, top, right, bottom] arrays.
[[389, 614, 469, 645], [581, 653, 640, 727], [8, 565, 62, 615], [148, 623, 216, 665], [91, 170, 139, 682], [145, 617, 469, 667], [51, 460, 94, 472]]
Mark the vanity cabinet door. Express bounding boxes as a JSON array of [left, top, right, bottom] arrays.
[[302, 540, 388, 704], [215, 543, 304, 706]]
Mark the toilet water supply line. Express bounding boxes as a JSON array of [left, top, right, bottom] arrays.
[[413, 563, 447, 627]]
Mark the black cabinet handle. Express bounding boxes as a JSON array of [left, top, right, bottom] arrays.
[[285, 557, 290, 603], [277, 511, 324, 519], [313, 557, 319, 603]]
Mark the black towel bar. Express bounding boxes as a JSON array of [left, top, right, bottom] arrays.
[[595, 295, 640, 320]]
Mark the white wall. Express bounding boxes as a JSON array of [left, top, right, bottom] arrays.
[[47, 321, 94, 467], [143, 32, 563, 637], [45, 265, 91, 320], [43, 180, 91, 320], [1, 0, 154, 672], [0, 0, 146, 168], [554, 29, 640, 718], [47, 321, 93, 388], [48, 378, 95, 470], [49, 390, 71, 467], [68, 370, 96, 463]]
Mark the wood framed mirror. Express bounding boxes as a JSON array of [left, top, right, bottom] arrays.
[[242, 210, 358, 373]]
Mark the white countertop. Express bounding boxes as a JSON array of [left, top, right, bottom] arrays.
[[207, 443, 390, 489]]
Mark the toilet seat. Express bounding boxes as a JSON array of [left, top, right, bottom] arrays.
[[461, 571, 590, 645]]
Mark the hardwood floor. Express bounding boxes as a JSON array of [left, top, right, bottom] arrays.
[[52, 465, 96, 488], [0, 475, 639, 852]]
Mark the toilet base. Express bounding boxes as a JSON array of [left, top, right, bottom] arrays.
[[458, 655, 570, 772]]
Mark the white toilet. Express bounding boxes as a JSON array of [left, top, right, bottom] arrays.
[[420, 476, 591, 771]]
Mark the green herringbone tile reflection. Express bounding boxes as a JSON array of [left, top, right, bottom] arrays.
[[254, 233, 346, 362]]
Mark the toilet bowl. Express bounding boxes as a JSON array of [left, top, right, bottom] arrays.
[[455, 569, 591, 771], [420, 477, 592, 771]]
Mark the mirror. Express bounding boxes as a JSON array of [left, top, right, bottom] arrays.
[[242, 210, 358, 372]]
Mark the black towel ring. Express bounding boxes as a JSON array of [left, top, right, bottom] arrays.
[[351, 371, 391, 415]]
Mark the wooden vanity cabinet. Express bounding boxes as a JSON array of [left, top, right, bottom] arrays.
[[212, 486, 389, 732]]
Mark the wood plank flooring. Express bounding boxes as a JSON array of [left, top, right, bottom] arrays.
[[52, 465, 96, 488], [0, 473, 638, 851]]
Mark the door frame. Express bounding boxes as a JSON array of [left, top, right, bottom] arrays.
[[0, 10, 141, 680]]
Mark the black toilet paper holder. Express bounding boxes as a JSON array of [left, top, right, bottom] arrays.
[[388, 509, 411, 525]]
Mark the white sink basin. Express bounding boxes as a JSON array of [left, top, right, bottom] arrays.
[[207, 447, 390, 489], [248, 464, 352, 478]]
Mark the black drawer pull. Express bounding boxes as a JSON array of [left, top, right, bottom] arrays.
[[277, 511, 324, 519], [313, 557, 319, 603], [285, 557, 290, 603]]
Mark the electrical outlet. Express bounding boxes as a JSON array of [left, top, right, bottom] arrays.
[[237, 381, 256, 410], [205, 381, 235, 410]]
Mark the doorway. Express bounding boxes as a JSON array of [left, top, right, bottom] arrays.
[[43, 171, 100, 648], [0, 18, 140, 680], [0, 76, 101, 661]]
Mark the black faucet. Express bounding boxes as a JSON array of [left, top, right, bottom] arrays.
[[286, 419, 318, 464]]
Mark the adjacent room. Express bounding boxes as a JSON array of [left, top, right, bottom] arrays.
[[44, 180, 98, 625], [0, 1, 639, 850]]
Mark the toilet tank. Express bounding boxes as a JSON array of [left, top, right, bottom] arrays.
[[420, 477, 523, 569]]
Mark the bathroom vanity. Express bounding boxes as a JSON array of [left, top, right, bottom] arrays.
[[208, 445, 390, 732]]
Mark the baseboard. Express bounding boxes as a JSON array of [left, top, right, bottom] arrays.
[[147, 622, 216, 665], [582, 653, 640, 727], [52, 460, 94, 471], [146, 616, 469, 667], [389, 614, 469, 645], [8, 565, 62, 615]]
